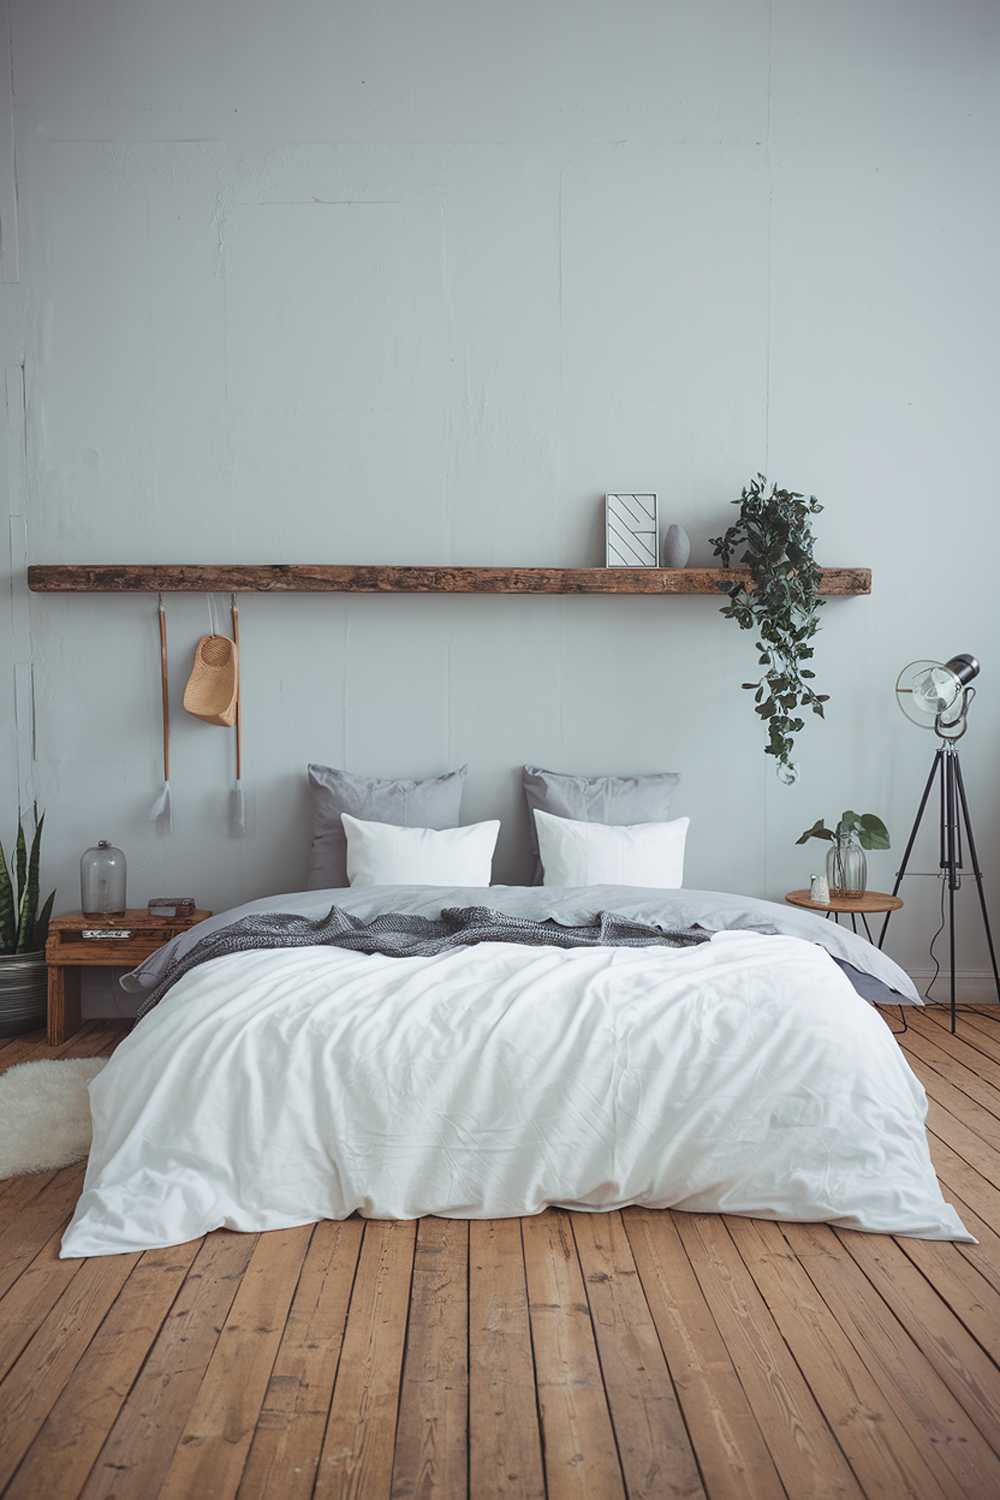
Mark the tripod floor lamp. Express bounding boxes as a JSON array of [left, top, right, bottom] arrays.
[[882, 654, 1000, 1033]]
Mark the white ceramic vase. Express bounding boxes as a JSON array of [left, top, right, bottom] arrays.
[[662, 524, 691, 567]]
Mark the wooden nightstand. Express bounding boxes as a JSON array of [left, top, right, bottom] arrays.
[[45, 908, 212, 1045]]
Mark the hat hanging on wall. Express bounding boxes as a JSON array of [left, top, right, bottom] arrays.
[[149, 593, 174, 831], [182, 596, 248, 835], [183, 597, 239, 727]]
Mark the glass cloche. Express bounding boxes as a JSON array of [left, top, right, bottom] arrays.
[[80, 840, 127, 916]]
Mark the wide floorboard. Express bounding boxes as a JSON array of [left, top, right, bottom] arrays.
[[1, 1007, 1000, 1498]]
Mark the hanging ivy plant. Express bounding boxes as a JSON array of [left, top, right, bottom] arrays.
[[709, 474, 830, 784]]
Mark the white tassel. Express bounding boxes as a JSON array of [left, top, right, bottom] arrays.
[[231, 778, 247, 836], [150, 779, 173, 832]]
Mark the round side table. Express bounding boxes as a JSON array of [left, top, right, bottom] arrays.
[[784, 889, 907, 1033], [784, 889, 902, 944]]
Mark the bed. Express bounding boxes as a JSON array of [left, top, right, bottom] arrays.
[[60, 884, 970, 1256]]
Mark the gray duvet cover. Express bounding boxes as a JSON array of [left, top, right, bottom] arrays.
[[122, 885, 919, 1006]]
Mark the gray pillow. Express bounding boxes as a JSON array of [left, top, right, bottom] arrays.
[[307, 764, 467, 889], [522, 765, 681, 882]]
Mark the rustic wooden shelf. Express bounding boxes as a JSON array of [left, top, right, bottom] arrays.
[[27, 563, 872, 596]]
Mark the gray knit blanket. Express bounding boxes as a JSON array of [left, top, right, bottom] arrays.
[[135, 904, 711, 1021]]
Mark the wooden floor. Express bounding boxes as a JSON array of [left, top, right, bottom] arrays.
[[2, 1009, 1000, 1498]]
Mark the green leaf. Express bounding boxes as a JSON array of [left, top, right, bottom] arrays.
[[795, 819, 835, 845], [33, 889, 56, 950], [14, 880, 33, 953], [14, 818, 27, 912], [0, 842, 15, 953], [15, 811, 44, 953], [858, 813, 890, 851]]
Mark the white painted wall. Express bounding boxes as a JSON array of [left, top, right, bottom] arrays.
[[2, 0, 998, 1010]]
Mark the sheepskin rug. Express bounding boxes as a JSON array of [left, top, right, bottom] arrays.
[[0, 1058, 105, 1177]]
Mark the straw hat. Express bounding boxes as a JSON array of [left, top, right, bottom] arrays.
[[183, 634, 239, 726]]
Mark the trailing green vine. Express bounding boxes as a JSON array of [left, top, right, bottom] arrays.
[[709, 474, 829, 784]]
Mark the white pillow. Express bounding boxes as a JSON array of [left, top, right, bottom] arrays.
[[342, 814, 500, 887], [534, 808, 689, 888]]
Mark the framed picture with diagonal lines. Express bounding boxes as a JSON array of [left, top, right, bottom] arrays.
[[605, 493, 659, 567]]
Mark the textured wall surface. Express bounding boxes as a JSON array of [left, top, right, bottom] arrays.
[[2, 1, 998, 1011]]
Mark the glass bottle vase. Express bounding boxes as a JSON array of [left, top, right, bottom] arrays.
[[826, 837, 867, 899]]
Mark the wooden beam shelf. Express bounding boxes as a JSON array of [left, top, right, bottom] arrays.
[[27, 564, 872, 596]]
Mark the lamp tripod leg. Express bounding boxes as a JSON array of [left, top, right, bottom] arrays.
[[948, 859, 958, 1034], [945, 751, 959, 1034], [880, 749, 942, 949], [954, 753, 1000, 1009]]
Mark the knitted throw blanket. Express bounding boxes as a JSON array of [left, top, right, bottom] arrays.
[[135, 903, 711, 1021]]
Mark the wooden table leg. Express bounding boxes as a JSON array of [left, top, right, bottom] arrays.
[[47, 966, 81, 1046]]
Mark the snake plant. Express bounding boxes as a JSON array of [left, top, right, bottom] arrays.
[[0, 808, 56, 955]]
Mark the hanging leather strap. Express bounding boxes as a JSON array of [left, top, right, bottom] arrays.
[[231, 594, 243, 780], [157, 592, 170, 782]]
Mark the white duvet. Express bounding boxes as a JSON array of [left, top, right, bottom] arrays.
[[63, 926, 968, 1255]]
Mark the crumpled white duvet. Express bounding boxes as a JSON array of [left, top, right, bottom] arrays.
[[62, 929, 969, 1256]]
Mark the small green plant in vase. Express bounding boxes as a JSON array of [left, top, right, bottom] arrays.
[[796, 810, 890, 899]]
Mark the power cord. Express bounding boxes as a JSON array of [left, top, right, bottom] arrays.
[[923, 876, 947, 1001]]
